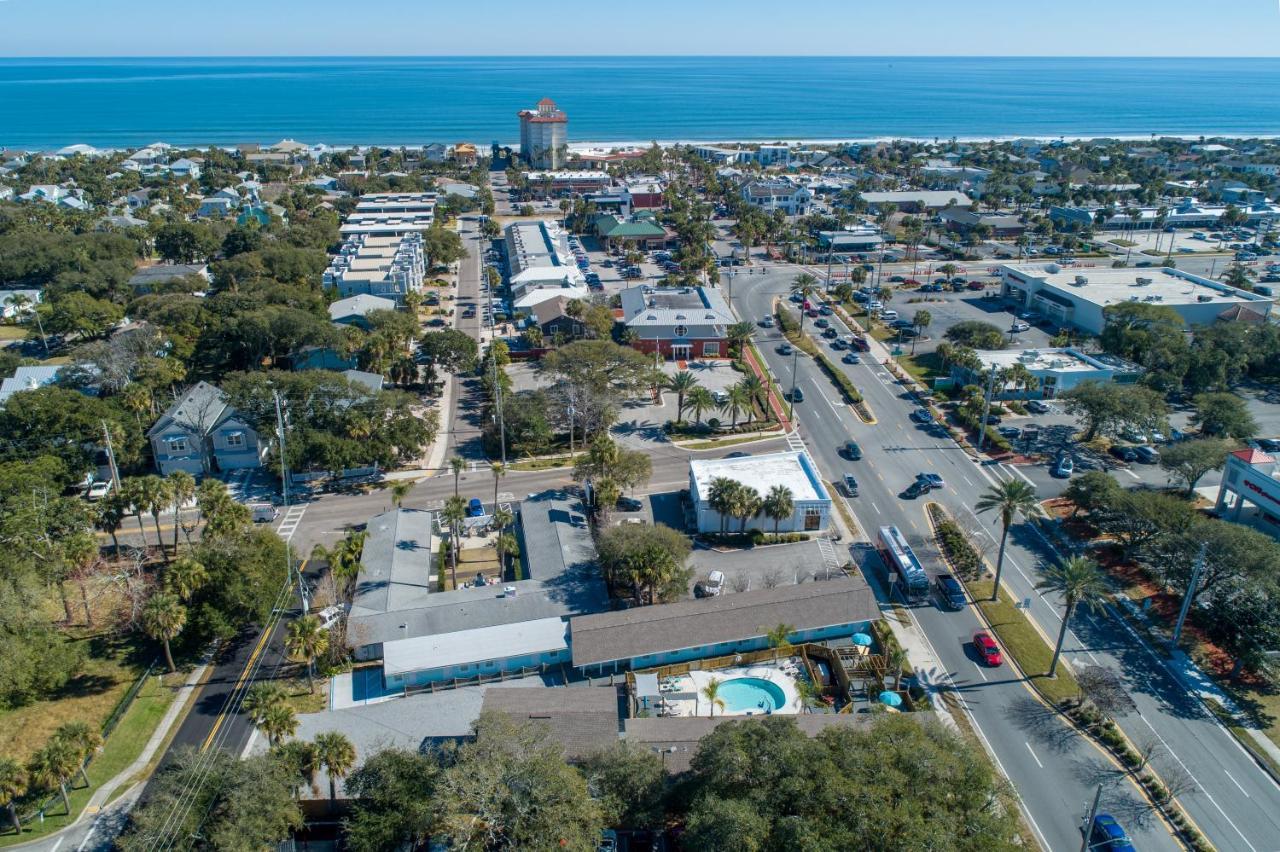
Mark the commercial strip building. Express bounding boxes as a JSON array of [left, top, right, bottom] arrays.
[[569, 578, 877, 675], [1214, 449, 1280, 540], [524, 170, 611, 197], [950, 348, 1142, 399], [688, 451, 832, 534], [816, 227, 884, 254], [860, 190, 973, 213], [998, 263, 1274, 334], [503, 219, 588, 309], [338, 192, 437, 237], [1049, 199, 1280, 231], [619, 285, 735, 360], [518, 98, 569, 170], [323, 232, 426, 304]]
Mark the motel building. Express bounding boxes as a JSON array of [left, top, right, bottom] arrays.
[[1214, 448, 1280, 540]]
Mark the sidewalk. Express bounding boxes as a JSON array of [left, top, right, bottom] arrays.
[[12, 662, 207, 850]]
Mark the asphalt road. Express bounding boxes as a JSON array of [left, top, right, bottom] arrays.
[[733, 268, 1280, 852]]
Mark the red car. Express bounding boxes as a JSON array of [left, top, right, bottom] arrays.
[[973, 631, 1002, 666]]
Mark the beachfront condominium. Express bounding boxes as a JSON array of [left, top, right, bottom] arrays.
[[518, 98, 569, 170]]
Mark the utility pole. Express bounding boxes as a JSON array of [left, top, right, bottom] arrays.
[[786, 346, 800, 422], [977, 366, 999, 451], [101, 420, 121, 492], [273, 391, 290, 510], [1080, 784, 1103, 852], [1170, 542, 1207, 650]]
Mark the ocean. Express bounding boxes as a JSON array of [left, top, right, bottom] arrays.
[[1, 56, 1279, 149]]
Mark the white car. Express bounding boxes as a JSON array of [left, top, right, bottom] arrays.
[[86, 479, 113, 501], [1011, 320, 1030, 332], [704, 570, 725, 596]]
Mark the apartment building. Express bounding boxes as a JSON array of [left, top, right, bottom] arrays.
[[517, 98, 569, 170], [323, 232, 426, 305]]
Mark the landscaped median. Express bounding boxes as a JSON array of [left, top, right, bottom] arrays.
[[774, 302, 876, 423], [924, 502, 1213, 852]]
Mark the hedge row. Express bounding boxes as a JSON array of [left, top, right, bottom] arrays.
[[930, 510, 984, 579], [814, 352, 865, 404], [952, 406, 1013, 453]]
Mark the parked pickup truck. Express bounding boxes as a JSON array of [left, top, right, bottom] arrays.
[[936, 574, 966, 610]]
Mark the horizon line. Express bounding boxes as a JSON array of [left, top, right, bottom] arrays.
[[2, 53, 1280, 60]]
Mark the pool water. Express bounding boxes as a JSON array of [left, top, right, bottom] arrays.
[[716, 677, 787, 714]]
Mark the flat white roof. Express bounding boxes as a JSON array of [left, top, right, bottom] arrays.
[[1003, 264, 1271, 310], [690, 451, 827, 504], [382, 616, 568, 677], [972, 347, 1103, 374]]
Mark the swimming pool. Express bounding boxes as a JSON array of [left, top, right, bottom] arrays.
[[716, 677, 788, 714]]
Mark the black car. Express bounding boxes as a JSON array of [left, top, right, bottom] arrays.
[[841, 440, 863, 460], [615, 496, 643, 513], [936, 574, 966, 610], [903, 479, 931, 499], [822, 327, 838, 339], [788, 387, 805, 403], [909, 408, 935, 425], [1110, 445, 1139, 463]]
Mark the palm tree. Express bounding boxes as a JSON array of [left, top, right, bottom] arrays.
[[707, 477, 738, 535], [491, 506, 513, 533], [495, 532, 520, 577], [52, 722, 101, 787], [911, 309, 932, 355], [313, 731, 356, 802], [286, 615, 330, 694], [449, 457, 465, 497], [10, 292, 48, 354], [975, 480, 1044, 602], [243, 682, 288, 729], [167, 470, 196, 554], [261, 701, 299, 747], [664, 371, 699, 423], [701, 677, 725, 719], [885, 646, 909, 691], [135, 475, 171, 561], [730, 485, 761, 534], [164, 556, 208, 602], [721, 384, 750, 427], [490, 462, 505, 508], [272, 740, 318, 799], [96, 492, 127, 553], [789, 273, 818, 336], [739, 374, 766, 418], [762, 485, 794, 536], [0, 758, 28, 834], [390, 479, 415, 508], [27, 740, 77, 814], [143, 592, 187, 672], [120, 478, 150, 550], [765, 622, 794, 662], [686, 386, 715, 426], [1036, 557, 1109, 677], [726, 321, 754, 355], [441, 495, 468, 589]]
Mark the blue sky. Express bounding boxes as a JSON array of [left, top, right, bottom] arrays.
[[1, 0, 1278, 56]]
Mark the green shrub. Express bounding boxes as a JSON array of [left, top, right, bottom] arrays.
[[814, 353, 865, 404], [931, 513, 983, 579]]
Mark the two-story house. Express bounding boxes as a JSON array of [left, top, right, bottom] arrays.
[[620, 285, 734, 360], [147, 382, 266, 475]]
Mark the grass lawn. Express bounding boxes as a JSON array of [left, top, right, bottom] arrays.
[[508, 455, 571, 472], [0, 325, 29, 341], [896, 350, 945, 385], [1108, 238, 1137, 247], [0, 670, 182, 848], [966, 579, 1081, 707], [682, 431, 782, 451], [0, 633, 152, 764], [275, 674, 329, 716]]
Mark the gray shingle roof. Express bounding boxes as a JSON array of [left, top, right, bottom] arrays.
[[569, 577, 878, 668], [350, 509, 438, 618], [481, 685, 622, 759], [147, 381, 230, 438]]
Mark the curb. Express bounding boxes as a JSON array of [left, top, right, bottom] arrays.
[[925, 503, 1209, 851]]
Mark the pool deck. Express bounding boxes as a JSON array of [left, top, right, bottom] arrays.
[[652, 662, 803, 718]]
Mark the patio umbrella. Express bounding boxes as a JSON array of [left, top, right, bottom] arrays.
[[879, 690, 903, 707], [851, 632, 873, 647]]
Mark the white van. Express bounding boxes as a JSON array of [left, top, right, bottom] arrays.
[[879, 309, 899, 321], [250, 503, 279, 523]]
